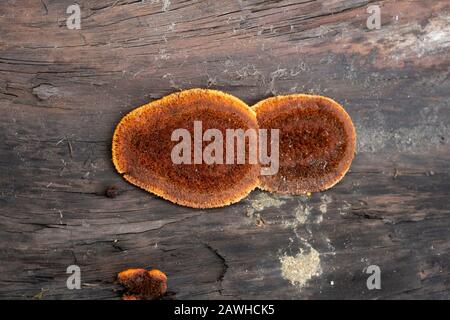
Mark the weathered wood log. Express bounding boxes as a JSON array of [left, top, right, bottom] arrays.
[[0, 0, 449, 299]]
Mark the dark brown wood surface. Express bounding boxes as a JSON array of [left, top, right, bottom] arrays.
[[1, 0, 449, 299]]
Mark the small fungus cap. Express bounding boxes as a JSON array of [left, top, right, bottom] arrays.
[[253, 94, 356, 194]]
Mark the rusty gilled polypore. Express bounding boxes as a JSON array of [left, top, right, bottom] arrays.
[[117, 268, 167, 300], [112, 89, 260, 208], [253, 94, 356, 194]]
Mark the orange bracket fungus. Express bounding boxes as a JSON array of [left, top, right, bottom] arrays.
[[253, 94, 356, 194], [117, 268, 167, 300]]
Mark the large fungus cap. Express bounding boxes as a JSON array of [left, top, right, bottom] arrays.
[[112, 89, 260, 208]]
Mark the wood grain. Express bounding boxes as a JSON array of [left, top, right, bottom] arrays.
[[0, 0, 449, 299]]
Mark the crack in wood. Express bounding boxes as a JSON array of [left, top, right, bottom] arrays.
[[201, 242, 229, 295]]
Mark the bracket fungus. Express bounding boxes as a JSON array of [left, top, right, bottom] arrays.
[[112, 89, 260, 208], [117, 268, 167, 300], [253, 94, 356, 194]]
